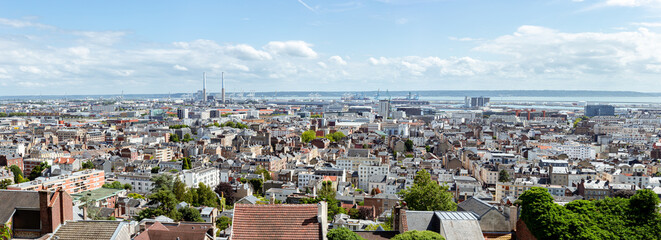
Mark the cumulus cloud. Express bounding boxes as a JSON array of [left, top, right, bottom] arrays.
[[225, 44, 272, 60], [328, 56, 347, 65], [263, 40, 318, 58], [173, 65, 188, 71], [2, 17, 661, 94], [474, 25, 661, 77]]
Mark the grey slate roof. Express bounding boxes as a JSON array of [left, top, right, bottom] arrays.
[[404, 211, 436, 231], [0, 190, 43, 223], [51, 221, 123, 240], [457, 197, 494, 218]]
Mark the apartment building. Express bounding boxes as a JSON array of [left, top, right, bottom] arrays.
[[180, 166, 221, 189], [144, 147, 174, 162], [117, 172, 154, 194], [7, 169, 104, 194]]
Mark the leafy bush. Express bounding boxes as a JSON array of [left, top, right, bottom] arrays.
[[327, 227, 364, 240], [519, 187, 661, 240], [392, 230, 444, 240]]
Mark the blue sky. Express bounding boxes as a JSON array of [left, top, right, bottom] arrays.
[[0, 0, 660, 95]]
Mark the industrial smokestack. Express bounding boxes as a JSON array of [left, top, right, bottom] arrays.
[[203, 72, 207, 102], [221, 72, 225, 104]]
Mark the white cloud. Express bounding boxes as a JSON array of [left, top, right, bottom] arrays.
[[329, 56, 347, 65], [0, 18, 54, 29], [632, 22, 661, 27], [263, 40, 318, 58], [396, 18, 409, 25], [225, 44, 272, 60], [19, 66, 42, 74], [605, 0, 661, 7], [2, 16, 661, 94], [173, 65, 188, 71], [73, 31, 126, 45], [297, 0, 317, 12]]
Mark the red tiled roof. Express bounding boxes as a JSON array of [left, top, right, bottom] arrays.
[[55, 157, 76, 164], [232, 204, 321, 240], [134, 222, 213, 240]]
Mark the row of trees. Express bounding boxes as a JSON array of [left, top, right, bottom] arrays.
[[301, 130, 346, 143], [518, 187, 661, 239], [169, 133, 193, 142], [103, 181, 132, 190], [207, 121, 248, 129]]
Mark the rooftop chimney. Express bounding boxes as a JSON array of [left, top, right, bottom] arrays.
[[221, 72, 225, 104]]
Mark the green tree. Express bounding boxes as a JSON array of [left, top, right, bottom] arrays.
[[425, 145, 431, 152], [398, 169, 456, 211], [326, 131, 346, 142], [178, 207, 203, 222], [102, 181, 130, 190], [498, 170, 510, 183], [0, 179, 12, 189], [29, 162, 50, 180], [169, 134, 180, 142], [216, 216, 232, 231], [151, 166, 160, 173], [392, 230, 445, 240], [9, 165, 26, 183], [518, 187, 661, 240], [181, 157, 192, 170], [301, 130, 316, 143], [327, 227, 365, 240], [81, 160, 95, 169], [254, 166, 272, 180], [149, 190, 179, 218], [169, 124, 190, 129], [182, 133, 193, 142], [173, 179, 192, 203], [249, 178, 263, 195], [192, 182, 220, 208], [349, 208, 360, 219], [404, 139, 414, 152], [628, 189, 659, 222], [128, 193, 145, 199], [151, 174, 175, 192]]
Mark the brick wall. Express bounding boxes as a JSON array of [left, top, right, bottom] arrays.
[[515, 219, 537, 240]]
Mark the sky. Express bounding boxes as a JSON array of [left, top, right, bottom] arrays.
[[1, 0, 661, 95]]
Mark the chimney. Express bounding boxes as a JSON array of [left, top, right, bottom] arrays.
[[39, 190, 53, 234], [221, 72, 225, 104], [317, 201, 328, 240], [203, 72, 207, 102]]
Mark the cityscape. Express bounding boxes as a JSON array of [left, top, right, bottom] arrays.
[[1, 1, 661, 240]]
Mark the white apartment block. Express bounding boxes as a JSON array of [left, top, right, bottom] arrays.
[[557, 143, 595, 160], [336, 157, 381, 172], [180, 166, 221, 189], [358, 164, 389, 190], [117, 172, 154, 194]]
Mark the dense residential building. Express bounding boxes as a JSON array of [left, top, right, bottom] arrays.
[[7, 169, 105, 194]]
